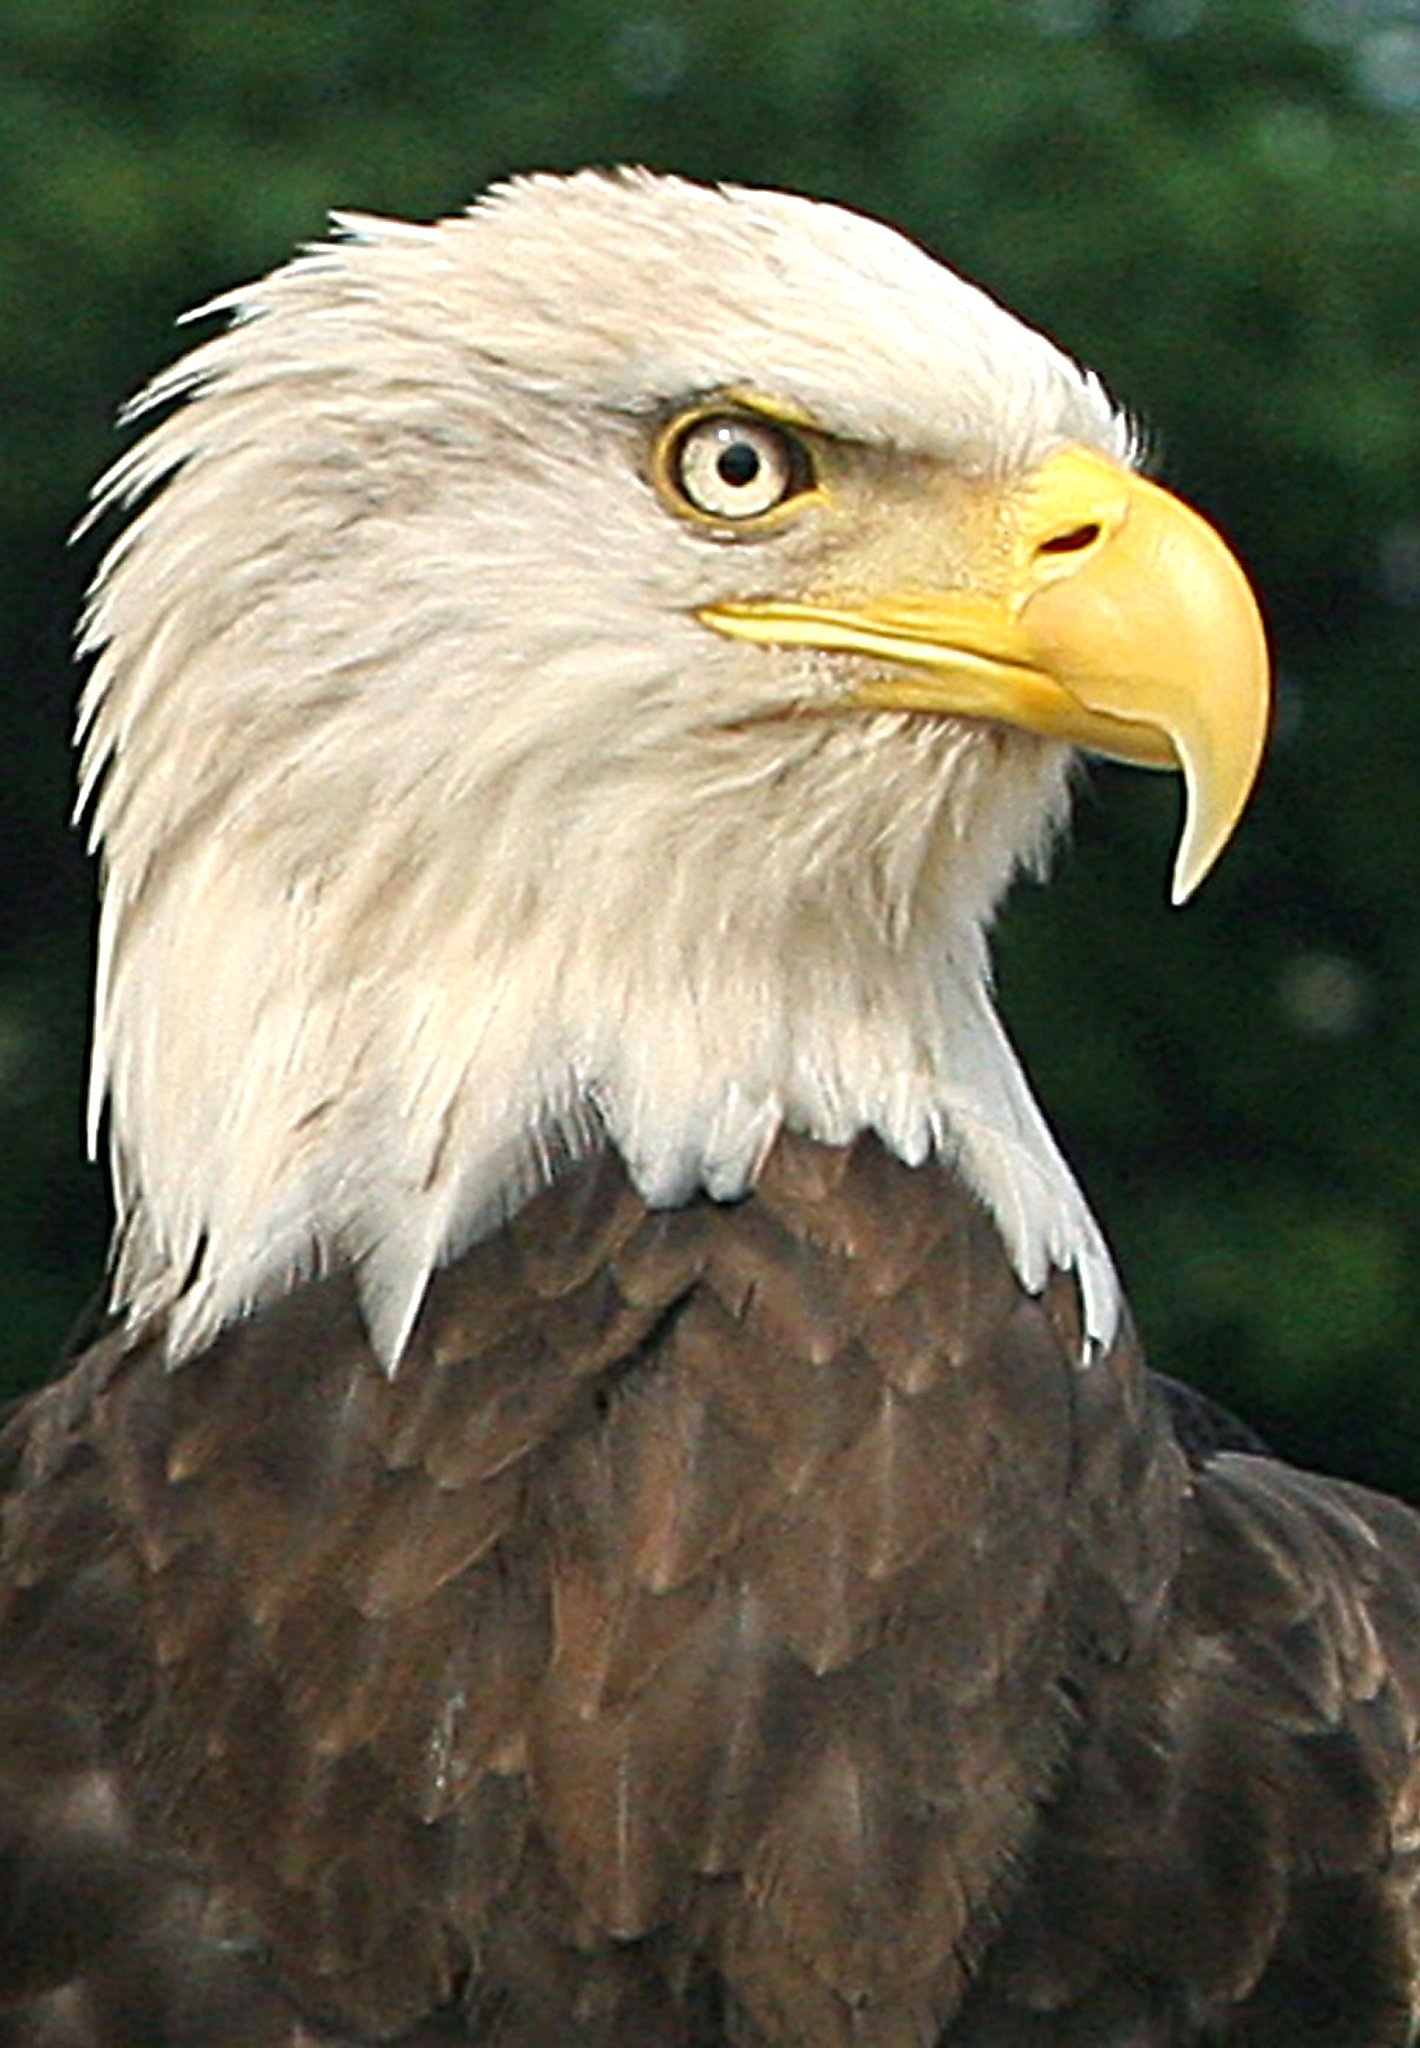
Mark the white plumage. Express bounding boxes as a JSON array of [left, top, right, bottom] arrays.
[[79, 171, 1154, 1367]]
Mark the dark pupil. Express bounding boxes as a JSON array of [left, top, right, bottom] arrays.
[[717, 440, 762, 488]]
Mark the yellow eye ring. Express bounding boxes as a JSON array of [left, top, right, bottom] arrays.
[[652, 405, 820, 534]]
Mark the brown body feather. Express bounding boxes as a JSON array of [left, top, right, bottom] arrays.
[[2, 1135, 1418, 2046]]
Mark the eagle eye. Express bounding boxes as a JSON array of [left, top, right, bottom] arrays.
[[658, 411, 816, 529]]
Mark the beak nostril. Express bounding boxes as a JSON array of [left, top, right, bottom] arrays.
[[1037, 522, 1102, 557]]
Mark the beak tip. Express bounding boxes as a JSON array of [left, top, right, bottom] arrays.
[[1168, 797, 1221, 907]]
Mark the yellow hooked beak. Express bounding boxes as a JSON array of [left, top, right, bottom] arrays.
[[700, 444, 1271, 903]]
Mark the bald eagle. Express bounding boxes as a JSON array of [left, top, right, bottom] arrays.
[[2, 169, 1418, 2048]]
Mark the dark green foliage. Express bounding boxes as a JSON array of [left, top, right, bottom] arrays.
[[2, 0, 1418, 1489]]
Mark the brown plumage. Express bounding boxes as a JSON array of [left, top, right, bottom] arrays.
[[4, 1139, 1420, 2046], [3, 171, 1415, 2044]]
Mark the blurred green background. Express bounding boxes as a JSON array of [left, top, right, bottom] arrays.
[[2, 0, 1419, 1488]]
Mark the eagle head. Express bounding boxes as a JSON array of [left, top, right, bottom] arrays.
[[77, 170, 1269, 1366]]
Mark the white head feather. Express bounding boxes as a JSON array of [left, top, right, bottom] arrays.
[[79, 169, 1128, 1367]]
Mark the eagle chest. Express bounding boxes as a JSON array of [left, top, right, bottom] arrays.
[[12, 1136, 1175, 2045]]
